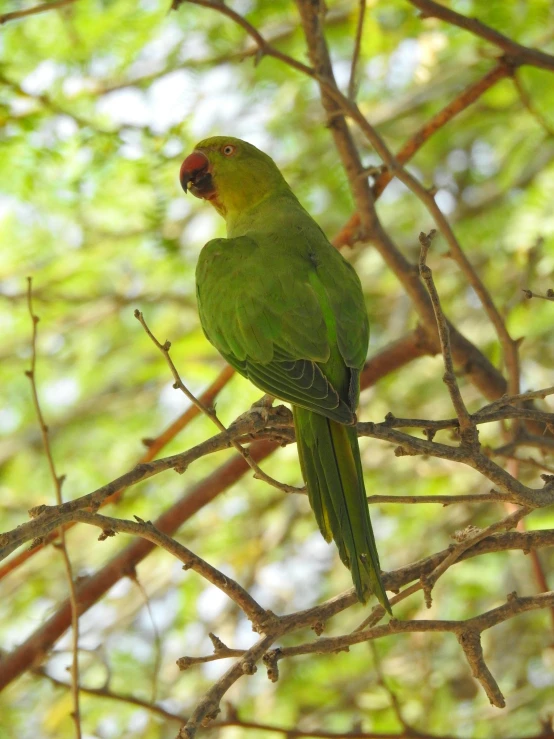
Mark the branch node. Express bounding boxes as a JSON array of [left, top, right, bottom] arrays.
[[240, 659, 257, 675], [201, 707, 221, 726], [420, 575, 433, 608], [333, 646, 350, 654], [263, 648, 281, 682], [176, 656, 194, 671], [28, 504, 45, 519], [98, 528, 117, 541], [311, 621, 325, 636], [208, 632, 228, 653]]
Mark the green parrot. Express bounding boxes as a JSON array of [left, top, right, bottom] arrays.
[[180, 136, 390, 611]]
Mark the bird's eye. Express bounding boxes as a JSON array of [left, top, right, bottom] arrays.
[[222, 144, 236, 157]]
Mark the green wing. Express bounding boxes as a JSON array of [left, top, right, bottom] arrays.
[[195, 233, 367, 422], [196, 229, 389, 609]]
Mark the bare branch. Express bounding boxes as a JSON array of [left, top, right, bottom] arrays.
[[178, 633, 277, 738], [0, 438, 280, 693], [420, 507, 530, 607], [347, 0, 366, 100], [367, 492, 512, 506], [514, 73, 554, 138], [272, 591, 554, 686], [25, 278, 82, 739], [406, 0, 554, 72], [71, 510, 274, 631], [522, 287, 554, 302], [0, 364, 235, 581], [135, 309, 301, 495], [334, 62, 513, 246], [456, 629, 504, 707], [418, 231, 478, 447], [0, 0, 77, 25], [178, 0, 314, 78]]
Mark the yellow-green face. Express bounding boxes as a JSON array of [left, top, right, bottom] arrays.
[[180, 136, 287, 218]]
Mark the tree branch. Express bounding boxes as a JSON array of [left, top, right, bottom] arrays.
[[0, 0, 76, 25], [406, 0, 554, 72], [25, 279, 82, 739], [333, 62, 513, 246]]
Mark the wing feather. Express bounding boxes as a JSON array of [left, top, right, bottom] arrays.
[[196, 233, 364, 422]]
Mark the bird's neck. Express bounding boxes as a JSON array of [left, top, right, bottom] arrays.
[[225, 189, 303, 239]]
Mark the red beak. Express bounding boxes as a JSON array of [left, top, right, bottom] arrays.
[[180, 151, 210, 194]]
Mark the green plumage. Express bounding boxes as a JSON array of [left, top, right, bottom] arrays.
[[187, 137, 390, 610]]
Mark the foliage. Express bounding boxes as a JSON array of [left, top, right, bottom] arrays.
[[1, 1, 554, 738]]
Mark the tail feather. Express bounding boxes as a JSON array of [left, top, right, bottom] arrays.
[[294, 406, 391, 612]]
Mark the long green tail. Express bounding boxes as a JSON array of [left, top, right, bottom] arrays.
[[294, 406, 391, 612]]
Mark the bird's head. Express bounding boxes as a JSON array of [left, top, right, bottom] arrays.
[[179, 136, 289, 220]]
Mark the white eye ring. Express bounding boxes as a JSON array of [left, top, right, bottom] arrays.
[[222, 144, 236, 156]]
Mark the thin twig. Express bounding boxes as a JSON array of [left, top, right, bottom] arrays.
[[134, 309, 301, 495], [370, 641, 410, 730], [336, 89, 522, 398], [382, 404, 554, 432], [406, 0, 554, 72], [367, 492, 511, 506], [348, 0, 366, 100], [334, 62, 512, 247], [262, 592, 554, 709], [71, 510, 275, 631], [513, 73, 554, 138], [522, 287, 554, 302], [179, 633, 277, 738], [418, 232, 478, 448], [0, 363, 235, 581], [128, 571, 162, 703], [25, 278, 82, 739], [420, 507, 530, 607], [478, 385, 554, 411], [179, 0, 314, 78], [0, 0, 77, 25]]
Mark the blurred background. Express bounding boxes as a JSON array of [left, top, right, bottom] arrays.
[[1, 0, 554, 737]]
